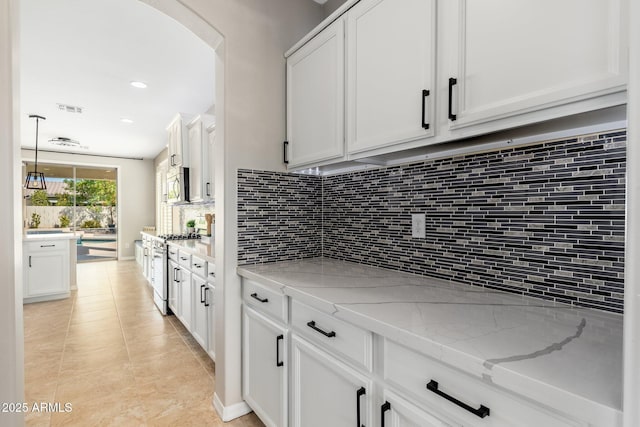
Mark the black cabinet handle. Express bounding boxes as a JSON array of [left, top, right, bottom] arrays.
[[40, 244, 55, 248], [29, 255, 32, 268], [204, 287, 210, 307], [194, 264, 202, 268], [206, 182, 211, 197], [448, 77, 457, 121], [276, 334, 284, 367], [356, 387, 366, 427], [427, 380, 490, 418], [421, 89, 430, 129], [173, 267, 178, 282], [283, 141, 289, 164], [250, 293, 268, 303], [180, 257, 188, 261], [200, 284, 206, 303], [306, 320, 336, 338], [381, 401, 391, 427]]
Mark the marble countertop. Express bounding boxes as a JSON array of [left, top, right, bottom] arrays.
[[237, 257, 623, 419], [24, 232, 77, 241], [167, 240, 214, 262]]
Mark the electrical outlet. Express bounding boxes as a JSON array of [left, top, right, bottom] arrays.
[[125, 242, 130, 249], [412, 213, 426, 238]]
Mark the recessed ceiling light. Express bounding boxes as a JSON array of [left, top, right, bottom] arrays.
[[130, 81, 147, 89], [121, 118, 134, 124]]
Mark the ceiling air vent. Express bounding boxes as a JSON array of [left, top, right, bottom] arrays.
[[57, 103, 83, 114], [49, 137, 88, 149]]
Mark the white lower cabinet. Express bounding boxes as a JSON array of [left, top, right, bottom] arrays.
[[243, 306, 288, 427], [290, 334, 372, 427], [23, 239, 70, 302], [178, 268, 192, 330], [380, 390, 451, 427], [191, 274, 208, 349], [205, 281, 216, 361]]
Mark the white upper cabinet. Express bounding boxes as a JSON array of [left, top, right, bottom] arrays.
[[286, 18, 345, 168], [438, 0, 628, 134], [187, 115, 215, 203], [205, 124, 216, 201], [285, 0, 628, 169], [347, 0, 436, 155], [167, 114, 192, 168]]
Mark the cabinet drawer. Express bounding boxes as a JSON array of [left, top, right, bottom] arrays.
[[384, 339, 582, 427], [207, 261, 215, 280], [242, 279, 287, 323], [25, 240, 68, 252], [191, 255, 207, 278], [291, 299, 372, 372], [178, 252, 191, 269], [167, 245, 179, 261]]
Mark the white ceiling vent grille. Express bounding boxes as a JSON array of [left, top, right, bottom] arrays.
[[57, 103, 83, 114]]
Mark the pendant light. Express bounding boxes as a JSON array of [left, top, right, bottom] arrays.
[[24, 114, 47, 190]]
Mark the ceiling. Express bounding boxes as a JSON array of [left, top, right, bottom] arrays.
[[19, 0, 216, 160]]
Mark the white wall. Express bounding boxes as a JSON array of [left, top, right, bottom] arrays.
[[0, 0, 24, 425], [21, 149, 155, 259], [624, 0, 640, 425], [323, 0, 349, 16], [144, 0, 324, 419]]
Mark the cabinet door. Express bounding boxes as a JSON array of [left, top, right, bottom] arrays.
[[168, 260, 179, 315], [381, 390, 451, 427], [191, 274, 208, 349], [178, 269, 192, 330], [188, 119, 205, 202], [440, 0, 627, 132], [243, 306, 287, 427], [25, 250, 67, 297], [205, 125, 215, 201], [287, 18, 345, 168], [167, 117, 185, 167], [291, 334, 372, 427], [347, 0, 436, 155], [205, 282, 216, 360]]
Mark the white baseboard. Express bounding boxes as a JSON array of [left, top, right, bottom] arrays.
[[213, 393, 253, 422]]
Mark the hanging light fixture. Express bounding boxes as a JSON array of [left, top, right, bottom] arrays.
[[24, 114, 47, 190]]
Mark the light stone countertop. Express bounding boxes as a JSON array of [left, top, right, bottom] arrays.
[[167, 239, 214, 262], [237, 257, 623, 421], [23, 232, 78, 241]]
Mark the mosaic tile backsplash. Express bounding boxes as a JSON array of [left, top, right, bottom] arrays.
[[237, 130, 626, 313], [237, 170, 322, 264]]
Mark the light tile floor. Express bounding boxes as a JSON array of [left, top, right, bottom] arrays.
[[24, 260, 264, 427]]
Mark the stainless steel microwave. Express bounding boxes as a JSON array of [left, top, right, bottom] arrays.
[[166, 167, 189, 204]]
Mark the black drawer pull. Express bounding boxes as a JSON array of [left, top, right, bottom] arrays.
[[29, 255, 32, 268], [180, 257, 188, 261], [250, 293, 268, 303], [204, 287, 210, 307], [40, 244, 56, 248], [200, 284, 206, 303], [306, 321, 336, 338], [427, 380, 490, 418], [283, 141, 289, 164], [421, 89, 430, 129], [448, 77, 457, 121], [276, 334, 284, 367], [381, 401, 391, 427], [206, 182, 211, 197], [356, 387, 366, 427], [194, 263, 202, 268]]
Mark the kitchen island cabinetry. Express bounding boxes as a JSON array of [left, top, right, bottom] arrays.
[[23, 236, 72, 303], [238, 258, 622, 427]]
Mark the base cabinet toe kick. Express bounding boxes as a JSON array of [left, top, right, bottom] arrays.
[[239, 276, 619, 427]]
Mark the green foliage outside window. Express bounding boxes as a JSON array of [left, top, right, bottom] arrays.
[[30, 190, 50, 206]]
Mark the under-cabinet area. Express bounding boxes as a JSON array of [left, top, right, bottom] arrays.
[[238, 259, 623, 427]]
